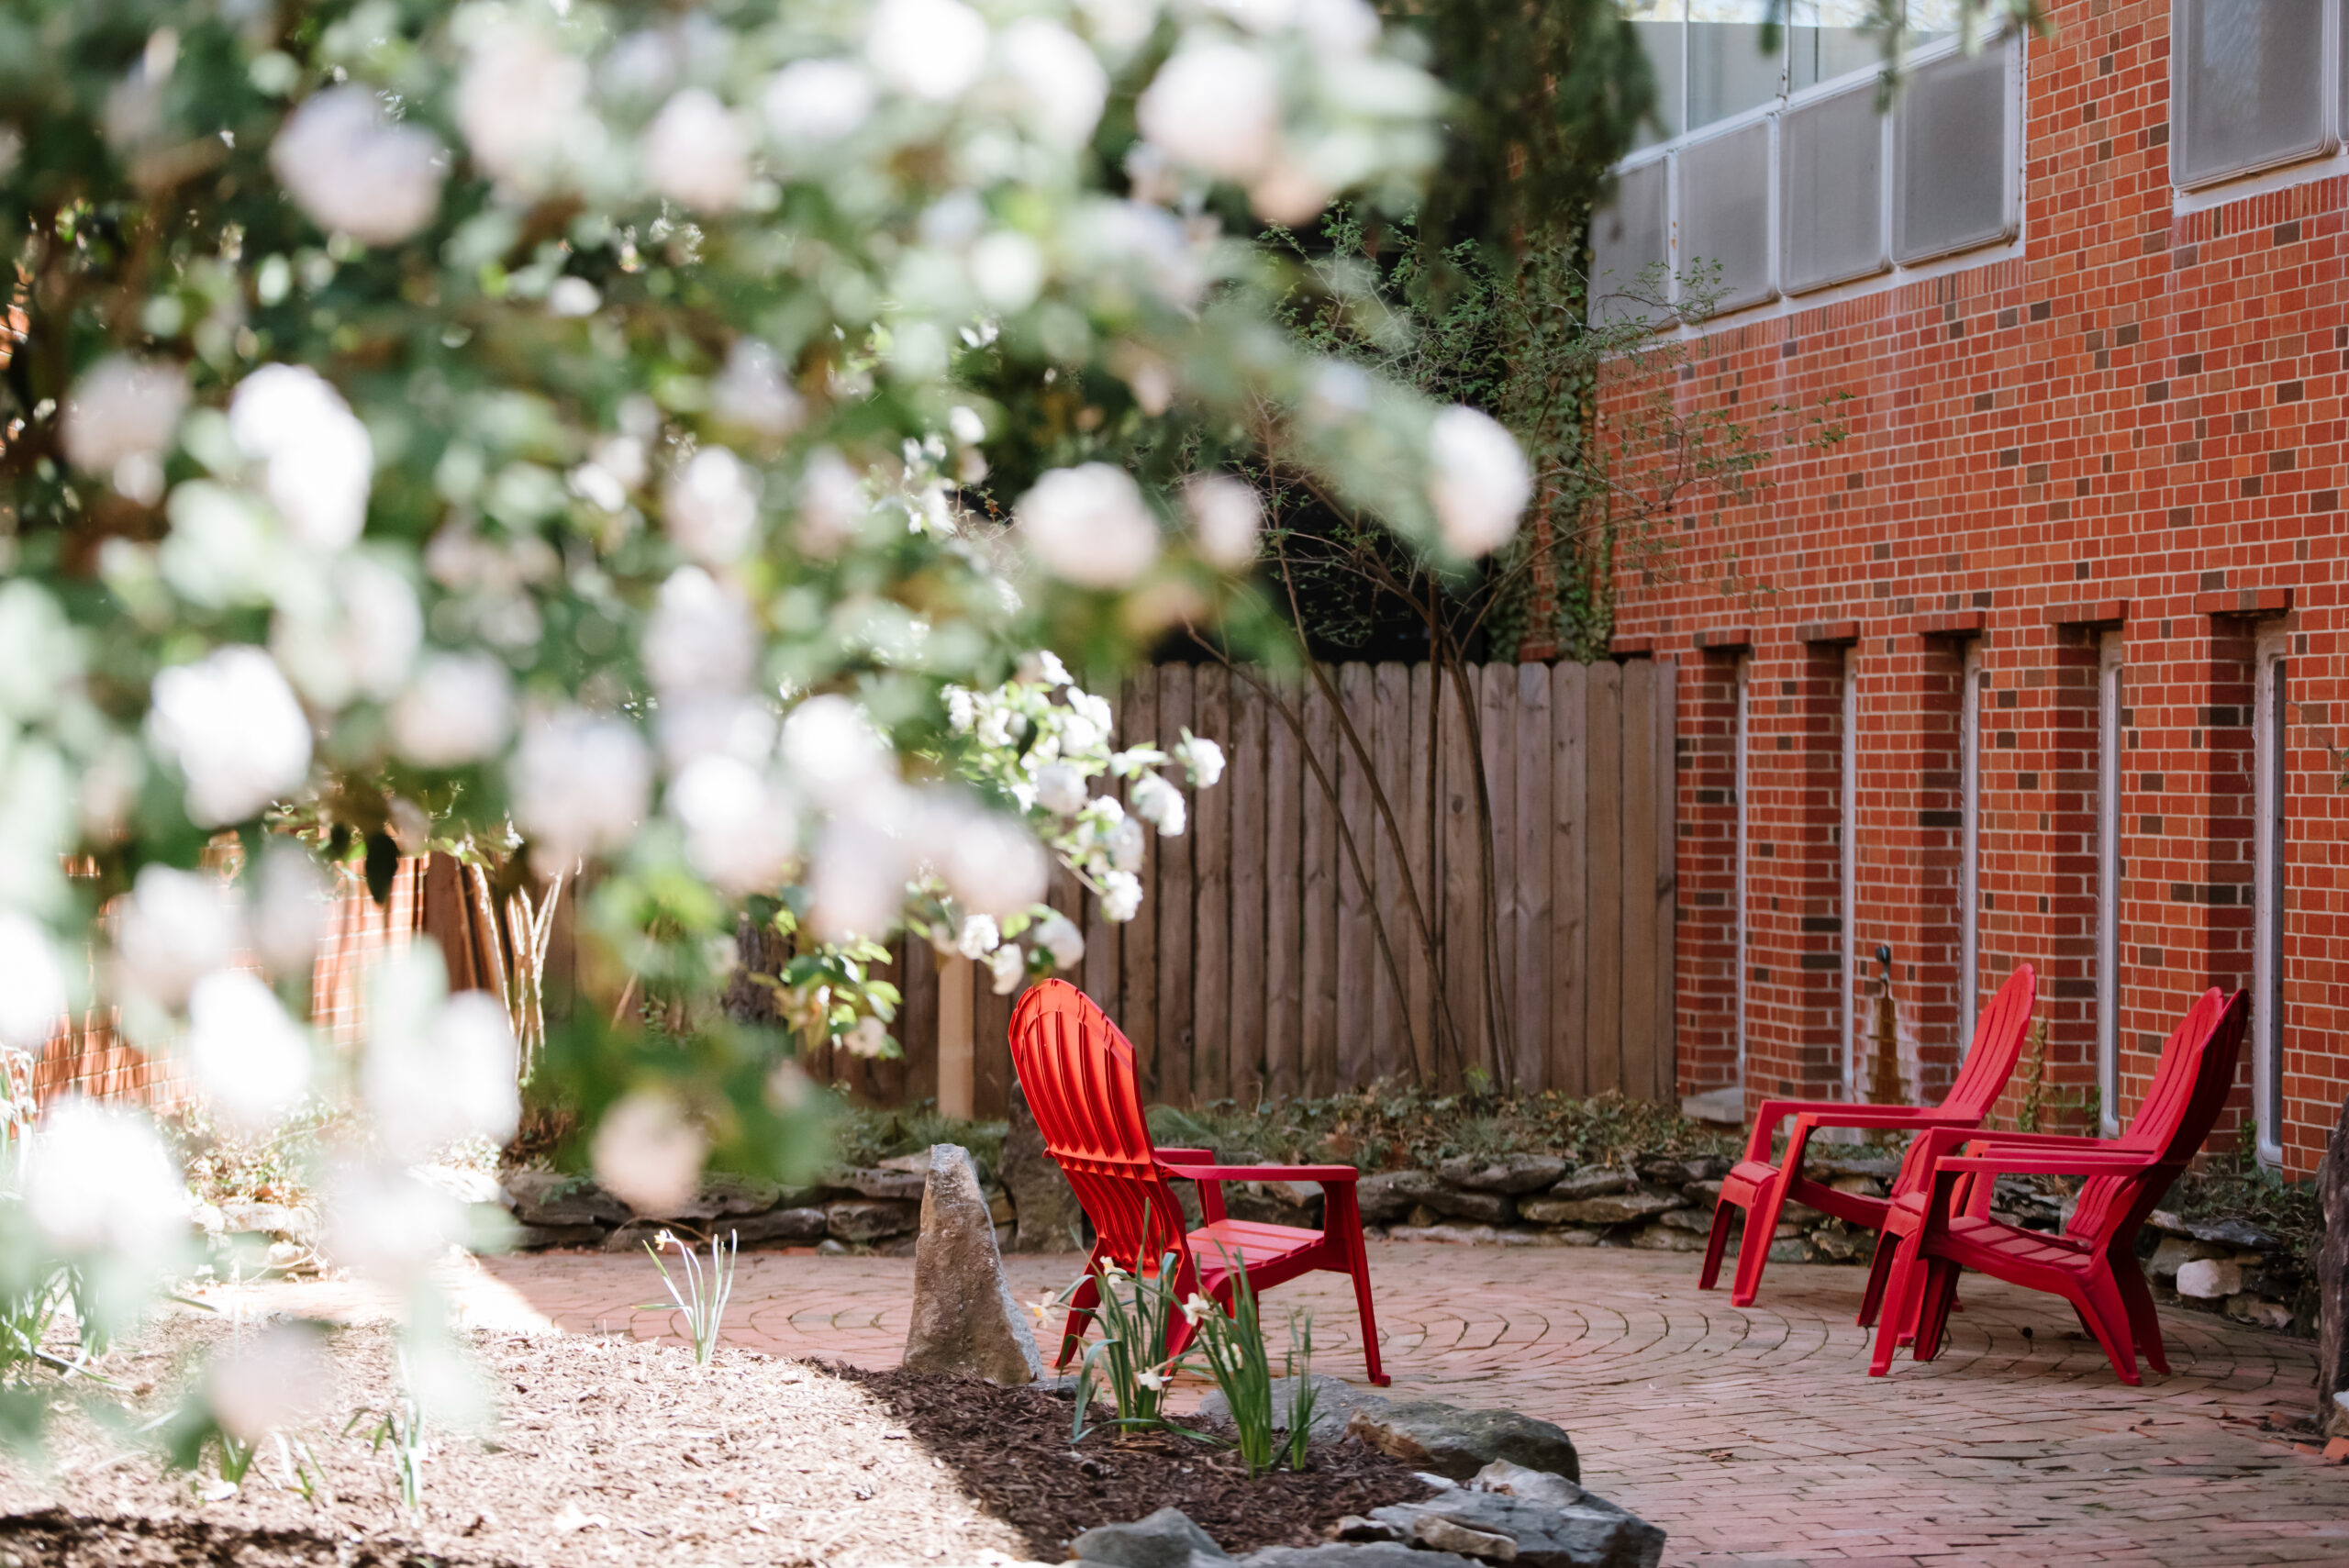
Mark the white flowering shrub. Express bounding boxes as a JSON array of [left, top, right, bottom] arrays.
[[0, 0, 1529, 1458]]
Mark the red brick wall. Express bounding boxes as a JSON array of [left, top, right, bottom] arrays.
[[1609, 0, 2349, 1173]]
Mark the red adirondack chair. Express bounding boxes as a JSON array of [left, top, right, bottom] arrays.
[[1700, 963, 2036, 1313], [1008, 979, 1389, 1385], [1867, 987, 2249, 1385]]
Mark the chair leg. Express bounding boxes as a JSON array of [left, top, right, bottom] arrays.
[[1698, 1198, 1739, 1293], [1322, 1189, 1388, 1385], [1055, 1269, 1101, 1370], [1868, 1233, 1924, 1377], [1909, 1261, 1960, 1363], [2076, 1266, 2143, 1386], [1856, 1229, 1898, 1328], [2113, 1262, 2169, 1376], [1730, 1178, 1788, 1307]]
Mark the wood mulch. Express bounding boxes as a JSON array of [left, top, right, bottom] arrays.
[[838, 1364, 1435, 1557], [0, 1507, 515, 1567]]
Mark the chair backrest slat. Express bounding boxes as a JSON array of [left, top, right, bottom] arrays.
[[2068, 988, 2247, 1245], [1943, 964, 2038, 1120], [1010, 980, 1189, 1269]]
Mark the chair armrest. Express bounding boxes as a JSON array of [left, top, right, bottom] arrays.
[[1938, 1151, 2157, 1179], [1746, 1099, 1974, 1164], [1960, 1133, 2118, 1151], [1160, 1162, 1359, 1184], [1156, 1148, 1215, 1163]]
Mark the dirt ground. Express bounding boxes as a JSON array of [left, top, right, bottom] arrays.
[[0, 1310, 1040, 1568]]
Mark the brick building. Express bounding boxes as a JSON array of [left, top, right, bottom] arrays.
[[1594, 1, 2349, 1173]]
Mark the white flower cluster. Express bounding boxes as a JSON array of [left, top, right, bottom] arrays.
[[936, 653, 1224, 990]]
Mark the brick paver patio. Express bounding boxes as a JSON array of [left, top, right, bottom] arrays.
[[464, 1241, 2343, 1567]]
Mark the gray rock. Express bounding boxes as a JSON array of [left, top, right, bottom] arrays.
[[1345, 1398, 1579, 1482], [1519, 1190, 1683, 1228], [1004, 1083, 1087, 1252], [1356, 1172, 1423, 1225], [1411, 1517, 1519, 1559], [1198, 1373, 1382, 1442], [2176, 1257, 2244, 1299], [1438, 1155, 1569, 1195], [1073, 1507, 1231, 1567], [1633, 1156, 1720, 1188], [826, 1198, 919, 1242], [828, 1167, 930, 1202], [1545, 1168, 1634, 1202], [512, 1223, 607, 1250], [630, 1173, 786, 1221], [1383, 1173, 1512, 1225], [1654, 1207, 1716, 1233], [1529, 1228, 1603, 1247], [733, 1206, 829, 1245], [1390, 1223, 1506, 1247], [1227, 1182, 1324, 1227], [1369, 1484, 1664, 1568], [506, 1171, 630, 1228], [1241, 1546, 1479, 1568], [1472, 1460, 1584, 1510], [2178, 1215, 2280, 1251], [1803, 1152, 1898, 1181], [902, 1144, 1041, 1385], [878, 1151, 935, 1176]]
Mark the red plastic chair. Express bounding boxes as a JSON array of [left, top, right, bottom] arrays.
[[1700, 963, 2036, 1314], [1008, 979, 1388, 1385], [1867, 987, 2249, 1385]]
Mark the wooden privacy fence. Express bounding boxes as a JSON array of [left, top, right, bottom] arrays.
[[807, 659, 1679, 1116]]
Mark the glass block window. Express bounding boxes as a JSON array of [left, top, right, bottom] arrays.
[[1590, 159, 1671, 324], [1678, 120, 1776, 311], [1782, 81, 1886, 294], [2173, 0, 2327, 189], [1894, 39, 2014, 264]]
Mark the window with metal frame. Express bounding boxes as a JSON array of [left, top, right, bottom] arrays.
[[1958, 643, 1983, 1051], [1783, 78, 1887, 294], [1590, 159, 1671, 325], [1841, 647, 1860, 1100], [2173, 0, 2330, 191], [2252, 632, 2288, 1165], [1894, 40, 2019, 263], [2096, 631, 2122, 1136]]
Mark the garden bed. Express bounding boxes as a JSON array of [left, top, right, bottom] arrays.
[[838, 1364, 1434, 1557], [0, 1313, 1030, 1568], [0, 1310, 1441, 1568]]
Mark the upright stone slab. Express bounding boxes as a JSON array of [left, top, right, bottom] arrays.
[[1004, 1083, 1086, 1252], [902, 1143, 1043, 1385]]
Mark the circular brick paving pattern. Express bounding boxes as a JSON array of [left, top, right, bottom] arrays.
[[478, 1243, 2348, 1566]]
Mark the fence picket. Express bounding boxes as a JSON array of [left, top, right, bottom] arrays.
[[1439, 669, 1485, 1084], [1301, 682, 1341, 1096], [1229, 678, 1267, 1102], [1370, 662, 1410, 1081], [1335, 663, 1375, 1092], [1585, 661, 1624, 1097], [1265, 682, 1304, 1099], [1620, 657, 1660, 1104], [1153, 663, 1196, 1106], [1191, 663, 1231, 1105], [1121, 673, 1159, 1096], [1514, 663, 1553, 1095]]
